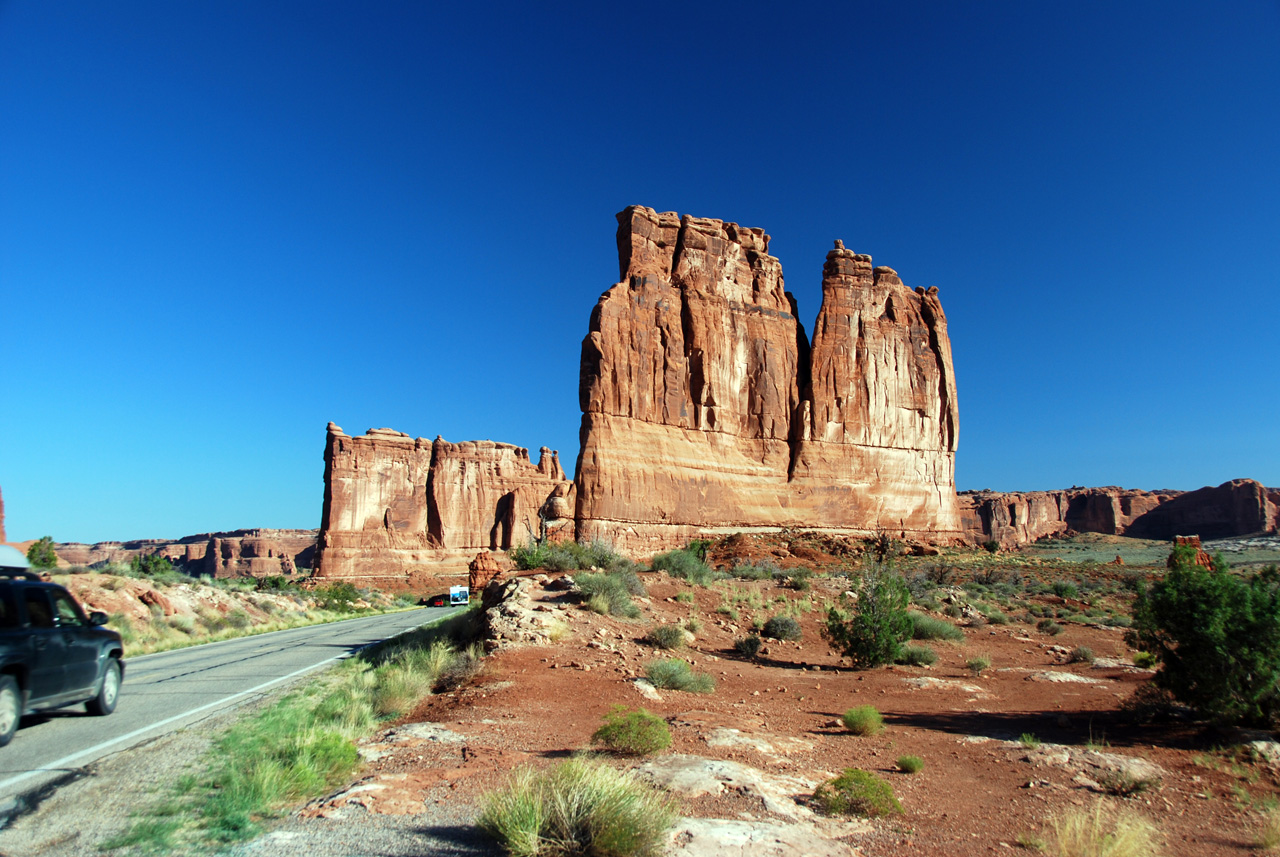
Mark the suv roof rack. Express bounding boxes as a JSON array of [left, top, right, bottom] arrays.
[[0, 569, 43, 581]]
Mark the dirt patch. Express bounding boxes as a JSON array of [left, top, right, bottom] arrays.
[[294, 558, 1276, 856]]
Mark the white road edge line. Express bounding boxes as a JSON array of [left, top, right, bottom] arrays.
[[0, 606, 466, 796]]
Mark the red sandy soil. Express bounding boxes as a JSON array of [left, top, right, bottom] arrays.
[[314, 549, 1278, 856]]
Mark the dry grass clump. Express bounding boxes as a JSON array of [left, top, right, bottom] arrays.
[[1047, 799, 1161, 857]]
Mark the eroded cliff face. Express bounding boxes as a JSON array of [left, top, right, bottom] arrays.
[[315, 423, 571, 587], [575, 207, 962, 551], [50, 530, 318, 578], [959, 479, 1279, 545]]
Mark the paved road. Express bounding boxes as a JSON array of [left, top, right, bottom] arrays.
[[0, 606, 460, 814]]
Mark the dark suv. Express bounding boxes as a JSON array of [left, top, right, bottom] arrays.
[[0, 570, 125, 745]]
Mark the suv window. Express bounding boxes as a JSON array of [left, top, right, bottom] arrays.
[[0, 591, 17, 629], [52, 591, 85, 627], [24, 590, 54, 628]]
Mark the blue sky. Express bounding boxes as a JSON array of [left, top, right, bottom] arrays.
[[2, 2, 1278, 544]]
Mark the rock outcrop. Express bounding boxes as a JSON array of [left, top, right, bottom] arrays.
[[50, 529, 318, 578], [314, 424, 572, 588], [575, 208, 961, 551], [960, 479, 1279, 546]]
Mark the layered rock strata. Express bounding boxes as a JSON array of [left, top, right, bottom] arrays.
[[575, 207, 961, 551], [50, 529, 318, 578], [960, 478, 1279, 546], [314, 424, 572, 588]]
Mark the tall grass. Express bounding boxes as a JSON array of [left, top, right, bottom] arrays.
[[102, 608, 481, 851], [480, 757, 675, 857]]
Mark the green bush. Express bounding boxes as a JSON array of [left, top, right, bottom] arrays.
[[314, 581, 364, 613], [734, 636, 762, 658], [511, 539, 634, 574], [576, 572, 641, 619], [644, 624, 687, 650], [651, 549, 714, 585], [1037, 618, 1064, 636], [761, 614, 802, 641], [730, 559, 780, 581], [782, 569, 813, 591], [822, 562, 911, 669], [966, 653, 992, 676], [841, 705, 883, 736], [1132, 651, 1157, 669], [909, 611, 964, 641], [1052, 580, 1080, 599], [981, 607, 1010, 625], [812, 769, 902, 817], [26, 536, 58, 569], [896, 755, 924, 774], [1128, 550, 1280, 726], [982, 540, 1000, 554], [591, 706, 672, 756], [1068, 646, 1095, 664], [895, 644, 938, 666], [645, 659, 715, 694], [479, 757, 675, 857]]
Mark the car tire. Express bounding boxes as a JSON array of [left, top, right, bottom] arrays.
[[0, 676, 20, 746], [86, 658, 121, 716]]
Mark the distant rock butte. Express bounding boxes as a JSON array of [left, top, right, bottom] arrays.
[[313, 423, 573, 587], [960, 478, 1280, 545], [574, 207, 961, 552], [50, 529, 318, 578]]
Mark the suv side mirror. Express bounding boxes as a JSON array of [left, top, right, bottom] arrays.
[[88, 611, 109, 626]]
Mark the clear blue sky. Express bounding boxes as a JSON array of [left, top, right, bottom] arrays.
[[3, 2, 1278, 544]]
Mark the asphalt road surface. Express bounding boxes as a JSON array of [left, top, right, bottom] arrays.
[[0, 606, 460, 815]]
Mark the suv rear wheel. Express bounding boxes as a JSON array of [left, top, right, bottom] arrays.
[[86, 658, 121, 716], [0, 676, 20, 745]]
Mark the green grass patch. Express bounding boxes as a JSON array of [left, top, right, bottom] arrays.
[[651, 549, 715, 585], [645, 658, 715, 693], [813, 768, 902, 817], [896, 755, 925, 774], [102, 608, 481, 851], [591, 706, 672, 756], [895, 644, 938, 666], [841, 705, 884, 736], [479, 756, 676, 857], [909, 611, 964, 641]]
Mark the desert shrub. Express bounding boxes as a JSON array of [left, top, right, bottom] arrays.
[[895, 644, 938, 666], [841, 705, 884, 736], [761, 614, 802, 641], [782, 569, 812, 591], [314, 582, 364, 613], [908, 612, 963, 641], [1256, 807, 1280, 851], [26, 536, 58, 569], [511, 539, 633, 574], [1037, 618, 1064, 636], [479, 756, 675, 857], [591, 706, 672, 756], [576, 572, 641, 619], [673, 591, 695, 604], [1047, 799, 1161, 857], [1128, 550, 1280, 726], [812, 769, 902, 817], [645, 659, 714, 693], [644, 624, 687, 650], [982, 540, 1000, 554], [730, 559, 780, 581], [256, 575, 301, 593], [924, 563, 957, 585], [1052, 580, 1080, 599], [822, 561, 911, 669], [734, 636, 762, 658], [1068, 646, 1096, 664], [1097, 768, 1160, 798], [1132, 652, 1157, 669], [896, 755, 924, 774], [651, 549, 714, 585], [683, 617, 701, 634], [1019, 733, 1041, 749], [966, 653, 992, 676], [981, 606, 1010, 625], [943, 604, 963, 619]]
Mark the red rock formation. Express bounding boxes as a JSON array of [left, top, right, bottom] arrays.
[[575, 208, 962, 551], [51, 529, 318, 578], [468, 551, 505, 594], [1171, 535, 1213, 569], [315, 423, 572, 588], [960, 479, 1278, 546]]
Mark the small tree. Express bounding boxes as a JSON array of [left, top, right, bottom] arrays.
[[26, 536, 57, 569], [1128, 545, 1280, 726], [823, 556, 912, 669], [130, 553, 175, 576]]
